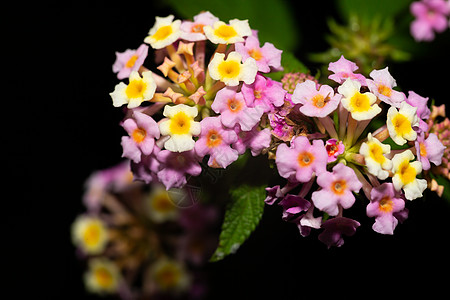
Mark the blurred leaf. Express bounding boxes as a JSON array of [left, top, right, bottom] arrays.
[[336, 0, 412, 21], [435, 175, 450, 202], [164, 0, 299, 51], [210, 184, 265, 262]]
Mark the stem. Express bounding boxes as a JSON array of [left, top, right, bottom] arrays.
[[166, 44, 185, 72], [349, 164, 373, 201], [352, 119, 371, 145], [373, 127, 390, 142], [338, 102, 348, 139], [204, 81, 225, 100], [195, 40, 206, 70], [298, 175, 315, 198], [345, 114, 358, 147], [319, 116, 338, 140]]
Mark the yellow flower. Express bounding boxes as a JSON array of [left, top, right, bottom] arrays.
[[338, 79, 381, 120], [150, 258, 190, 292], [386, 102, 419, 145], [391, 150, 427, 200], [144, 15, 181, 49], [145, 185, 180, 223], [359, 133, 392, 180], [71, 215, 108, 255], [203, 19, 251, 44], [84, 258, 121, 294], [110, 71, 156, 108], [208, 52, 257, 86], [159, 104, 201, 152]]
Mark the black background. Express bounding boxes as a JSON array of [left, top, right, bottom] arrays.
[[6, 1, 450, 298]]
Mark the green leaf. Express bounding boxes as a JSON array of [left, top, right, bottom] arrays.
[[164, 0, 299, 51], [210, 184, 266, 262], [336, 0, 412, 21]]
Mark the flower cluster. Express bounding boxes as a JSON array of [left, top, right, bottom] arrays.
[[110, 12, 283, 189], [265, 55, 446, 247], [72, 162, 219, 298], [410, 0, 450, 41]]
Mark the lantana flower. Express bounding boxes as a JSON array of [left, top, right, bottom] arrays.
[[241, 74, 286, 112], [410, 0, 449, 41], [159, 104, 201, 152], [180, 11, 219, 41], [232, 126, 272, 156], [150, 259, 191, 292], [203, 19, 252, 44], [367, 183, 406, 235], [110, 71, 157, 108], [312, 163, 363, 216], [84, 258, 121, 294], [415, 132, 446, 170], [291, 80, 341, 117], [113, 44, 149, 80], [235, 30, 282, 73], [275, 136, 328, 182], [144, 15, 181, 49], [338, 78, 381, 121], [194, 116, 239, 168], [208, 52, 258, 86], [318, 217, 360, 248], [211, 87, 264, 131], [325, 139, 345, 163], [145, 185, 179, 222], [391, 150, 427, 200], [72, 215, 109, 255], [406, 90, 431, 132], [386, 102, 419, 145], [328, 55, 367, 86], [359, 133, 392, 180], [121, 111, 160, 163], [156, 149, 202, 189], [366, 67, 406, 107]]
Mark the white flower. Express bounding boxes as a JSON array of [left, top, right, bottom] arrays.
[[71, 215, 108, 254], [203, 19, 252, 44], [145, 185, 180, 223], [359, 133, 392, 180], [208, 51, 257, 86], [84, 258, 121, 294], [338, 79, 381, 120], [150, 258, 191, 292], [159, 104, 201, 152], [110, 71, 156, 108], [391, 150, 427, 200], [386, 102, 419, 145], [144, 15, 181, 49]]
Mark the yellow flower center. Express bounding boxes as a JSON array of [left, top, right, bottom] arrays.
[[297, 152, 314, 167], [349, 92, 371, 112], [378, 196, 394, 213], [312, 94, 327, 108], [398, 160, 416, 185], [331, 180, 346, 195], [377, 84, 392, 97], [218, 60, 241, 79], [94, 267, 114, 288], [152, 192, 176, 213], [392, 113, 412, 136], [191, 23, 205, 33], [227, 97, 243, 113], [369, 143, 386, 164], [152, 25, 173, 41], [169, 112, 191, 135], [248, 48, 263, 61], [419, 142, 427, 157], [82, 223, 102, 247], [214, 24, 238, 40], [125, 79, 147, 99], [132, 128, 146, 143], [206, 129, 223, 148], [125, 55, 139, 68], [155, 264, 181, 289]]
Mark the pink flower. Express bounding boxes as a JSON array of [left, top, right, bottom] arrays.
[[180, 11, 219, 41], [318, 217, 360, 248], [194, 117, 239, 168], [121, 111, 160, 163], [156, 149, 202, 189], [325, 139, 345, 163], [415, 132, 446, 170], [211, 87, 264, 131], [327, 55, 367, 86], [312, 163, 362, 216], [235, 30, 282, 73], [367, 183, 406, 235], [241, 74, 286, 113], [130, 146, 161, 184], [232, 125, 271, 156], [268, 112, 294, 141], [291, 80, 341, 117], [278, 194, 311, 221], [410, 0, 449, 41], [366, 67, 406, 107], [113, 44, 149, 80], [406, 90, 431, 132], [275, 136, 328, 183]]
